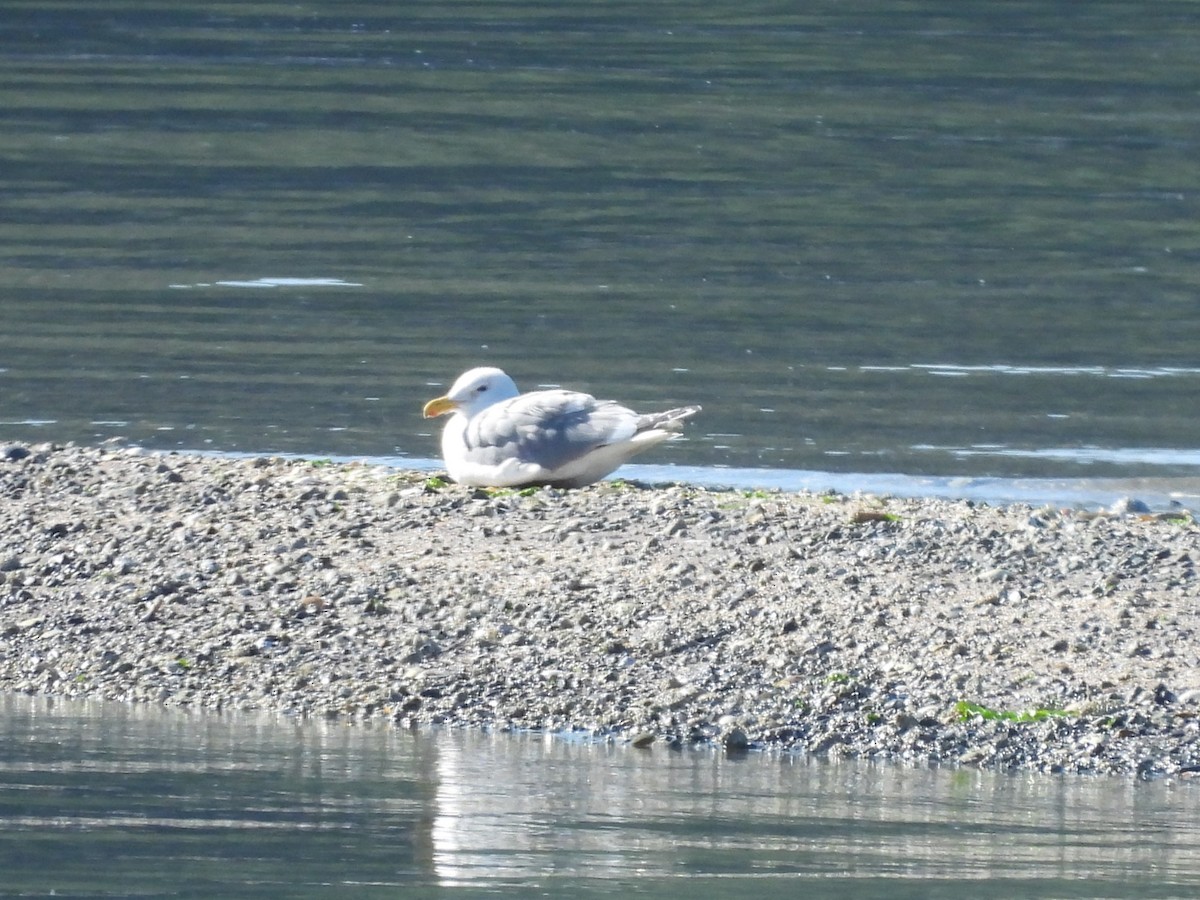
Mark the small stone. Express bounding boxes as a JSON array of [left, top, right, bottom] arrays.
[[630, 732, 656, 749], [959, 747, 989, 765], [1110, 497, 1151, 516], [1136, 758, 1162, 779], [914, 706, 942, 726], [1154, 684, 1177, 705], [722, 727, 750, 752], [661, 518, 686, 538]]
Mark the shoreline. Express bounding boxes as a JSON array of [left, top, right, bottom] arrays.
[[191, 449, 1200, 512], [2, 442, 1198, 777]]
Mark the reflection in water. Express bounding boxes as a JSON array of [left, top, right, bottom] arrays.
[[428, 731, 1200, 894], [2, 695, 1200, 897]]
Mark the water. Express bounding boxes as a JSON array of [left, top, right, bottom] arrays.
[[3, 8, 1200, 886], [2, 695, 1200, 899], [2, 1, 1200, 504]]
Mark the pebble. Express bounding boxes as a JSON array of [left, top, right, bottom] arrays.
[[0, 442, 1198, 777]]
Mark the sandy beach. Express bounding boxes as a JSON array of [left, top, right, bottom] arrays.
[[2, 442, 1198, 776]]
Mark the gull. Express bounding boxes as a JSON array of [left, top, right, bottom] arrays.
[[422, 367, 700, 488]]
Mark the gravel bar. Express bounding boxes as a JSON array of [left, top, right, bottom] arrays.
[[2, 442, 1199, 777]]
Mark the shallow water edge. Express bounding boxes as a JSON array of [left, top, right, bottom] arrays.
[[204, 447, 1200, 512]]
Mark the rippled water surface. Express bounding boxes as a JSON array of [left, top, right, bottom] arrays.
[[2, 1, 1200, 502], [3, 695, 1200, 898]]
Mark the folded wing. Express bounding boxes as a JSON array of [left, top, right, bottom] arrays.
[[462, 390, 639, 474]]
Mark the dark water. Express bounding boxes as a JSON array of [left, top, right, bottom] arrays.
[[3, 695, 1200, 899], [2, 2, 1200, 502]]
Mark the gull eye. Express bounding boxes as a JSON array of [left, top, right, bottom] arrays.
[[476, 384, 488, 393]]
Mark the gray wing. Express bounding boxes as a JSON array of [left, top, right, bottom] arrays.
[[462, 390, 638, 473]]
